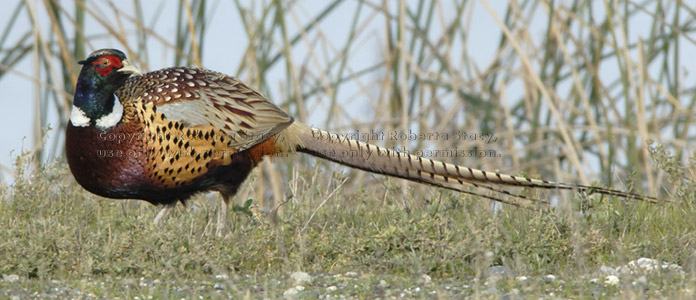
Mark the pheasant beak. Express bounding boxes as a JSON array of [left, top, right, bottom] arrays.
[[118, 59, 143, 76]]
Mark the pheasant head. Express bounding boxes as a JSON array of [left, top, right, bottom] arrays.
[[71, 49, 141, 130]]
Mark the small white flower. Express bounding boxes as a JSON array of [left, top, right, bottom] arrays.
[[604, 275, 620, 285]]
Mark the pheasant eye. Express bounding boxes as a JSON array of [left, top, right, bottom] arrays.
[[92, 55, 121, 76]]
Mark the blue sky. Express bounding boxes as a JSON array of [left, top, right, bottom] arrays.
[[0, 1, 692, 185], [0, 0, 505, 183]]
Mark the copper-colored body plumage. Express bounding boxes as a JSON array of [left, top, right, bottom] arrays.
[[68, 67, 288, 205], [66, 49, 659, 235]]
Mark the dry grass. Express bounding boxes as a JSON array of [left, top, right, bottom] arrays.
[[2, 1, 693, 193], [0, 149, 695, 298], [1, 0, 696, 298]]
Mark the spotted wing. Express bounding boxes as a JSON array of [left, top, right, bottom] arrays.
[[125, 67, 294, 151]]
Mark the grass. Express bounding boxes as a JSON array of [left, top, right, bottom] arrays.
[[1, 148, 695, 298], [1, 0, 696, 298]]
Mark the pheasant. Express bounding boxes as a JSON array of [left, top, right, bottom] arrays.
[[66, 49, 658, 235]]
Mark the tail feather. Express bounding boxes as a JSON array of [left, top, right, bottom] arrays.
[[283, 123, 661, 205]]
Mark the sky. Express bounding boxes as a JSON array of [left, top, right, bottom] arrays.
[[0, 0, 507, 183], [0, 0, 691, 185]]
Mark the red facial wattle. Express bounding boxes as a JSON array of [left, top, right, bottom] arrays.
[[93, 55, 123, 76]]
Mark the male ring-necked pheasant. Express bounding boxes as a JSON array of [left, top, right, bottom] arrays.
[[66, 49, 658, 235]]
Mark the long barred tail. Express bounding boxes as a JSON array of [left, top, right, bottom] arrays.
[[286, 123, 661, 205]]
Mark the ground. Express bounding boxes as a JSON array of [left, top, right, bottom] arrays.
[[1, 156, 694, 299]]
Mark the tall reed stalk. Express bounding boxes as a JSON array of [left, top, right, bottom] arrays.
[[1, 0, 694, 199]]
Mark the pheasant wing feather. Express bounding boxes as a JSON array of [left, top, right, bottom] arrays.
[[127, 67, 293, 150]]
